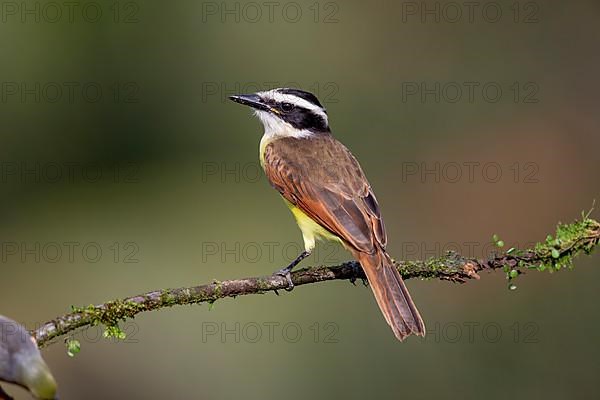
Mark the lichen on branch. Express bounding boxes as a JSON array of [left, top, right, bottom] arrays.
[[31, 212, 599, 349]]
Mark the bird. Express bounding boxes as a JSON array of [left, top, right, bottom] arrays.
[[0, 316, 58, 399], [229, 88, 425, 341]]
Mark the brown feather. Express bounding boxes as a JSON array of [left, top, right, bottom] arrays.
[[355, 250, 425, 340], [264, 134, 382, 253], [263, 134, 425, 340]]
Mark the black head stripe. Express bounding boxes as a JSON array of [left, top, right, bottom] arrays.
[[281, 108, 329, 132], [276, 88, 325, 109]]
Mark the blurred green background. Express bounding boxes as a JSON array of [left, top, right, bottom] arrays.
[[1, 0, 599, 399]]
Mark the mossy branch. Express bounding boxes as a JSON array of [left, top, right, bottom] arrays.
[[31, 214, 599, 349]]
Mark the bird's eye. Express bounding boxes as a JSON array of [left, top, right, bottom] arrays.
[[280, 102, 295, 112]]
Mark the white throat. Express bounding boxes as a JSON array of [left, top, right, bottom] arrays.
[[254, 110, 314, 140], [255, 110, 313, 166]]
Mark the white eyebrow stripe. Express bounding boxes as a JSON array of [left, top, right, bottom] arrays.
[[258, 89, 329, 125]]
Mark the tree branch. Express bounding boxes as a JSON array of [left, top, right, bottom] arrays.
[[32, 214, 599, 349]]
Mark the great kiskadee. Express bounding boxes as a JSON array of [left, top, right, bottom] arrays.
[[229, 88, 425, 341]]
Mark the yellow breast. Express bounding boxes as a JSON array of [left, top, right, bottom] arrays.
[[284, 199, 342, 252]]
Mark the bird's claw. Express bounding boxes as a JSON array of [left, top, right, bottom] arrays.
[[274, 267, 295, 291], [272, 250, 310, 291]]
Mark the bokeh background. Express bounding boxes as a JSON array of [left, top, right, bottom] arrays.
[[1, 0, 599, 399]]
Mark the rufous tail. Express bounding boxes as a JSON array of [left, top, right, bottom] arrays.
[[355, 249, 425, 341]]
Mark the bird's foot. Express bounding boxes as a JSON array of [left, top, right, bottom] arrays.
[[348, 261, 361, 285], [272, 250, 311, 291], [274, 266, 295, 291]]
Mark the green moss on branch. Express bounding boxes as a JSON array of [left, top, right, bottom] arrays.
[[32, 213, 599, 349]]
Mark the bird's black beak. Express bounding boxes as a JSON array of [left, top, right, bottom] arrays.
[[228, 94, 270, 112]]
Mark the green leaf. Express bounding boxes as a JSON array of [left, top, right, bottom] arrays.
[[103, 325, 126, 340], [66, 339, 81, 357]]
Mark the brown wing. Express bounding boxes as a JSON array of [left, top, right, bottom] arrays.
[[263, 134, 386, 253]]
